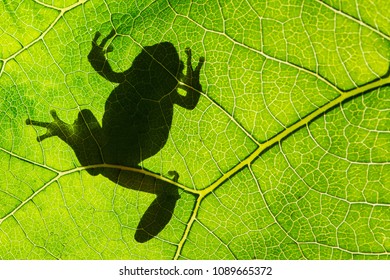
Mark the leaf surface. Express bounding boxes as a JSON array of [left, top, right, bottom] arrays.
[[0, 0, 389, 259]]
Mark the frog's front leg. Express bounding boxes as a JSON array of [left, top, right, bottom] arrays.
[[26, 110, 104, 175], [174, 48, 204, 110], [88, 29, 127, 83]]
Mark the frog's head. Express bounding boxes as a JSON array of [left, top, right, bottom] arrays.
[[130, 42, 183, 99]]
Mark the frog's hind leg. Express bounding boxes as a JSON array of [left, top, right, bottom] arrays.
[[134, 171, 181, 243]]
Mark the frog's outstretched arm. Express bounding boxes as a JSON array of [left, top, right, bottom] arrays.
[[174, 48, 204, 110], [88, 29, 127, 84]]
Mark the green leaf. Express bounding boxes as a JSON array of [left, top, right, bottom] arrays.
[[0, 0, 389, 259]]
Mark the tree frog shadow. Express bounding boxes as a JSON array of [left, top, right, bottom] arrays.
[[26, 29, 204, 243]]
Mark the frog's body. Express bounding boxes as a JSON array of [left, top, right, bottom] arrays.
[[100, 42, 183, 167], [27, 30, 204, 172], [26, 30, 204, 242]]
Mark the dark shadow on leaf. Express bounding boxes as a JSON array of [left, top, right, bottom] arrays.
[[135, 183, 180, 243], [26, 29, 204, 242]]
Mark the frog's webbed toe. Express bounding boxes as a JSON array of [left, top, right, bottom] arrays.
[[26, 110, 68, 142], [194, 56, 205, 75], [90, 29, 116, 56], [185, 48, 204, 74], [181, 47, 204, 91]]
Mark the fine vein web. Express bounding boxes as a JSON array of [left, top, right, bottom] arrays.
[[0, 0, 389, 260], [202, 76, 390, 196], [0, 0, 88, 76], [315, 0, 390, 41]]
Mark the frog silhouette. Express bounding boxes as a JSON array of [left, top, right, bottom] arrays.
[[26, 29, 204, 243]]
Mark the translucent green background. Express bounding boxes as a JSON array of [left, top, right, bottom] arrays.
[[0, 0, 389, 259]]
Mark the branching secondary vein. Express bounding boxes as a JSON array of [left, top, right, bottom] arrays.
[[172, 73, 390, 259]]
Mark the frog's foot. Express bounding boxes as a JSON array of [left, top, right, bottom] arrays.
[[88, 29, 116, 63], [167, 170, 179, 182], [26, 110, 70, 142], [182, 47, 204, 90], [160, 171, 180, 200]]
